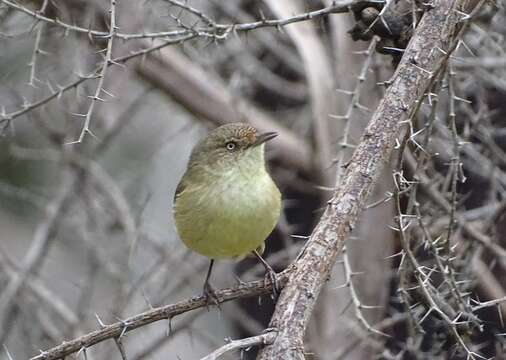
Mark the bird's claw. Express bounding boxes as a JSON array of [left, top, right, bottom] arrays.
[[203, 283, 220, 311], [264, 268, 279, 300]]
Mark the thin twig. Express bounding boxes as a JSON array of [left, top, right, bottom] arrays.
[[68, 0, 117, 143], [0, 0, 359, 40], [0, 173, 74, 344], [200, 332, 276, 360]]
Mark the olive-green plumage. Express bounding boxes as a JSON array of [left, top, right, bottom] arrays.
[[173, 123, 281, 260]]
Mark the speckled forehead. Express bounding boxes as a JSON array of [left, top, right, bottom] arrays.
[[235, 126, 257, 143], [195, 123, 260, 156], [215, 123, 257, 143]]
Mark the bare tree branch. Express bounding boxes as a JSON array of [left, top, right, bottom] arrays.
[[0, 0, 359, 40], [0, 172, 74, 344], [257, 1, 473, 358], [30, 271, 289, 360], [200, 332, 276, 360], [1, 0, 502, 358], [67, 0, 117, 144]]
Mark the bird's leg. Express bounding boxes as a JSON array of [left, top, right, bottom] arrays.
[[253, 250, 279, 299], [202, 259, 220, 310]]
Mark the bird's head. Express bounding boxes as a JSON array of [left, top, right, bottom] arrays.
[[188, 123, 277, 171]]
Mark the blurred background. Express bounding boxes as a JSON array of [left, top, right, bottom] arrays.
[[0, 0, 505, 359]]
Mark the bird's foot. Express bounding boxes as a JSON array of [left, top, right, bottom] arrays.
[[263, 268, 279, 300], [253, 250, 280, 300], [202, 282, 220, 311]]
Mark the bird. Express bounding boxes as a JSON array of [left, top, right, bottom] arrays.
[[173, 122, 281, 303]]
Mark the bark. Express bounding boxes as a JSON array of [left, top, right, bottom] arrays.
[[30, 271, 289, 360], [257, 1, 464, 358]]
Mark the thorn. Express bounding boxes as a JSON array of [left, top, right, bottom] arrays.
[[454, 9, 472, 21], [95, 313, 106, 328], [333, 282, 350, 290], [114, 317, 131, 339], [329, 114, 349, 120], [289, 234, 309, 240], [335, 88, 354, 95], [85, 128, 100, 140], [410, 62, 433, 75], [87, 95, 105, 102], [382, 46, 405, 53], [3, 345, 15, 360], [65, 139, 82, 145], [77, 347, 88, 360], [100, 88, 115, 98]]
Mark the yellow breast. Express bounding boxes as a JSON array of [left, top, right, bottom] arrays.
[[174, 168, 281, 259]]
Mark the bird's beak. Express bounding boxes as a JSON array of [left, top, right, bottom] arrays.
[[253, 132, 278, 147]]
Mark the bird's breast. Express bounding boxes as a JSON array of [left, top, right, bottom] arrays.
[[174, 168, 281, 259]]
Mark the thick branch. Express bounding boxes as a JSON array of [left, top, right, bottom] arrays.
[[257, 1, 465, 358], [30, 271, 289, 360]]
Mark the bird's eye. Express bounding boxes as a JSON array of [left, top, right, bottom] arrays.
[[225, 142, 236, 151]]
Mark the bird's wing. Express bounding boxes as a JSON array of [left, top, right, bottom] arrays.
[[173, 176, 187, 202]]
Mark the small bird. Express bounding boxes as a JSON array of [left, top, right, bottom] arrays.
[[173, 123, 281, 302]]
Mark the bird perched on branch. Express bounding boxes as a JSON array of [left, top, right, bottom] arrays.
[[173, 122, 281, 303]]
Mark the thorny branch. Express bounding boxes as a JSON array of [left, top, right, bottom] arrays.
[[257, 0, 483, 358], [0, 0, 358, 40], [0, 0, 358, 141], [0, 171, 74, 344], [199, 332, 276, 360], [1, 0, 505, 359], [332, 37, 378, 181], [30, 272, 289, 360], [68, 0, 117, 144]]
